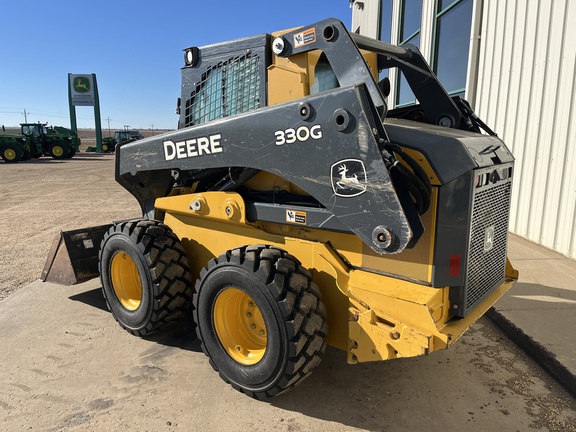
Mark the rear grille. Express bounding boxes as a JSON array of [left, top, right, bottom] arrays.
[[462, 165, 513, 315], [184, 53, 261, 127]]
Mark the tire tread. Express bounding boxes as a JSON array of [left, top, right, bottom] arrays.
[[100, 219, 193, 336], [193, 245, 327, 400]]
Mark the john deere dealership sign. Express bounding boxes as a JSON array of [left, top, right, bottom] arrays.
[[69, 74, 95, 106], [68, 72, 103, 152]]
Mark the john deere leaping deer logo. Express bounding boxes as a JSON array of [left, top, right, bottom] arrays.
[[330, 159, 367, 197], [73, 76, 91, 93]]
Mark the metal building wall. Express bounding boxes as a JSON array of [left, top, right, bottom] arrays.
[[351, 0, 576, 258], [350, 0, 380, 37], [474, 0, 576, 258]]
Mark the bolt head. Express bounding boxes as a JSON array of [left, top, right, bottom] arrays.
[[190, 199, 203, 211], [272, 37, 285, 55], [372, 226, 395, 250]]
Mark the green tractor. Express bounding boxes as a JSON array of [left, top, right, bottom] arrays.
[[20, 123, 81, 159], [98, 129, 143, 153], [0, 125, 30, 163], [47, 126, 81, 156]]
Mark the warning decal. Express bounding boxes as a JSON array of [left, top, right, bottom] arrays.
[[286, 210, 307, 225], [293, 28, 316, 48]]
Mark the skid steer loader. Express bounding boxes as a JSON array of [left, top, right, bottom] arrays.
[[42, 18, 518, 399]]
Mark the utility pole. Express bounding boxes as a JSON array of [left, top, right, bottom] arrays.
[[22, 109, 29, 123], [106, 117, 111, 137], [151, 123, 155, 135]]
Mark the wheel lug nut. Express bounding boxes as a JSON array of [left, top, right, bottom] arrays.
[[260, 330, 265, 336], [235, 345, 242, 351], [248, 302, 254, 307], [246, 312, 252, 317], [251, 324, 256, 329]]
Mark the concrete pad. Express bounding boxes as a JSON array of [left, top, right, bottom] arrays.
[[2, 278, 575, 431], [489, 234, 576, 397]]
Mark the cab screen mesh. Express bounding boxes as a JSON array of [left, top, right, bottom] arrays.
[[184, 54, 260, 127]]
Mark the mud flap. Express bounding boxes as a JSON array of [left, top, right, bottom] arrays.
[[41, 224, 113, 285]]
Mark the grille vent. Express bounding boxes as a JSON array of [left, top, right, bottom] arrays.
[[463, 172, 512, 314]]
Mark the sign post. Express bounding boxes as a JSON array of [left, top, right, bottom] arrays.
[[68, 73, 103, 152]]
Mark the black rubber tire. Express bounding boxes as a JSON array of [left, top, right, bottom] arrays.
[[99, 219, 194, 336], [67, 148, 76, 158], [22, 148, 31, 161], [194, 245, 328, 399], [1, 144, 23, 163], [49, 143, 70, 160]]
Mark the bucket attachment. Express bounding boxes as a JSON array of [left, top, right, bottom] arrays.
[[41, 224, 112, 285]]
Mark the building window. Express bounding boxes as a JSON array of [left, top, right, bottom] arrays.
[[400, 0, 422, 43], [378, 0, 393, 83], [434, 0, 474, 96], [379, 0, 393, 43], [397, 0, 422, 106]]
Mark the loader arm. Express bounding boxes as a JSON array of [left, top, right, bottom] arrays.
[[274, 19, 464, 129], [116, 84, 421, 255]]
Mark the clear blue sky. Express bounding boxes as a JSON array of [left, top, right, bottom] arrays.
[[0, 1, 352, 131]]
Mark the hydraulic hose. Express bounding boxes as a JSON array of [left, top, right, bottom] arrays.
[[385, 143, 432, 215]]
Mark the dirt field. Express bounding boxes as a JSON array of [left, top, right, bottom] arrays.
[[0, 152, 140, 300], [76, 129, 172, 151]]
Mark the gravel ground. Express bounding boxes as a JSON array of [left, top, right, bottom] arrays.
[[0, 153, 140, 300]]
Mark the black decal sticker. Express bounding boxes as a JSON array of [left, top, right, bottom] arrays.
[[331, 159, 367, 197]]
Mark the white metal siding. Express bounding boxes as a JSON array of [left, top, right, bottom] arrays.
[[351, 0, 380, 37], [352, 0, 576, 258], [474, 0, 576, 258]]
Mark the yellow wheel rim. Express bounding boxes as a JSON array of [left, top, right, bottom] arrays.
[[103, 144, 108, 151], [110, 252, 142, 311], [213, 288, 267, 365], [52, 146, 64, 157], [4, 148, 16, 160]]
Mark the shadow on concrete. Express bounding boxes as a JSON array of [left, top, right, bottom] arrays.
[[69, 287, 201, 353], [146, 320, 202, 353], [270, 348, 423, 431], [69, 287, 108, 312], [66, 281, 575, 428]]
